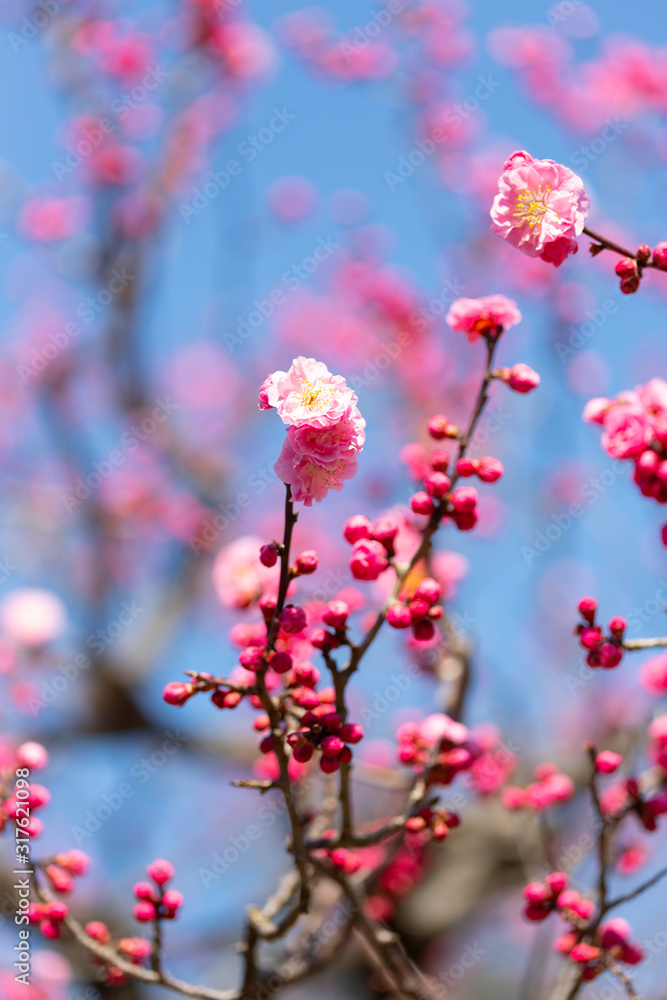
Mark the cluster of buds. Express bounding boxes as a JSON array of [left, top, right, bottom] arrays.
[[133, 859, 183, 922], [282, 711, 363, 773], [259, 541, 319, 579], [28, 900, 69, 939], [406, 429, 491, 533], [310, 598, 351, 651], [86, 920, 152, 987], [494, 363, 540, 393], [344, 514, 398, 581], [314, 831, 363, 874], [0, 742, 50, 837], [43, 849, 89, 894], [455, 456, 504, 483], [621, 777, 667, 832], [633, 446, 667, 508], [522, 871, 579, 922], [614, 242, 667, 294], [557, 918, 643, 980], [396, 714, 479, 787], [386, 577, 442, 642], [503, 762, 575, 810], [405, 805, 460, 842], [575, 597, 625, 669]]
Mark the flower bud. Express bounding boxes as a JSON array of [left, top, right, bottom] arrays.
[[239, 646, 265, 671], [133, 902, 156, 923], [455, 458, 476, 477], [595, 750, 622, 774], [340, 723, 364, 744], [269, 651, 292, 674], [86, 921, 111, 943], [415, 578, 441, 605], [279, 605, 307, 634], [322, 600, 350, 630], [503, 363, 540, 394], [477, 457, 504, 482], [343, 515, 372, 544], [429, 449, 450, 472], [259, 542, 279, 568], [577, 596, 597, 622], [615, 257, 638, 278], [424, 472, 451, 498], [294, 550, 318, 575], [386, 604, 412, 629], [653, 242, 667, 269], [608, 616, 626, 638], [146, 859, 174, 886], [162, 682, 194, 707], [410, 491, 434, 516]]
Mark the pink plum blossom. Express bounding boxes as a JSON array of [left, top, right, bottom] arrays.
[[446, 295, 521, 341], [262, 357, 357, 429], [491, 150, 589, 265]]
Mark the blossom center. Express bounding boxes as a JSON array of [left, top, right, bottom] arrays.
[[514, 185, 558, 229], [299, 380, 332, 409]]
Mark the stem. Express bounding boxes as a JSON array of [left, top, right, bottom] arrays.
[[586, 745, 609, 913], [582, 226, 658, 269], [254, 485, 311, 912], [623, 636, 667, 650], [606, 865, 667, 910]]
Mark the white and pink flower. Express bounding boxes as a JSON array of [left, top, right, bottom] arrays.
[[259, 356, 357, 429], [490, 150, 589, 266], [262, 358, 364, 505]]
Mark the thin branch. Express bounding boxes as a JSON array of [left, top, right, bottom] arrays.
[[606, 865, 667, 910], [582, 226, 658, 269], [623, 636, 667, 650]]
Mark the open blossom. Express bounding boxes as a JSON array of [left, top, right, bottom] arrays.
[[275, 436, 359, 506], [264, 359, 364, 505], [490, 150, 589, 265], [446, 295, 521, 341], [287, 405, 366, 463], [601, 401, 651, 459], [260, 356, 357, 428]]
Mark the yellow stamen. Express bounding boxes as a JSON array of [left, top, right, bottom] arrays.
[[513, 184, 559, 229]]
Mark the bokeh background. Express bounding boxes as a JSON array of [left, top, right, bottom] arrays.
[[1, 0, 667, 997]]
